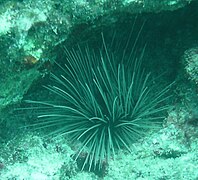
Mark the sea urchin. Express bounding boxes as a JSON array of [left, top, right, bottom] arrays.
[[27, 32, 172, 171]]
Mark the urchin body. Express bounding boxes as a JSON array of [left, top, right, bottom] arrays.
[[28, 34, 171, 171]]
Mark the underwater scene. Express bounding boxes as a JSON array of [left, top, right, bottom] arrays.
[[0, 0, 198, 179]]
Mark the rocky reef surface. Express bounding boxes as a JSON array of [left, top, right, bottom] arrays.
[[0, 0, 198, 179]]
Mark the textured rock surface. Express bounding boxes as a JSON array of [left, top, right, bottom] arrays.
[[183, 47, 198, 84]]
